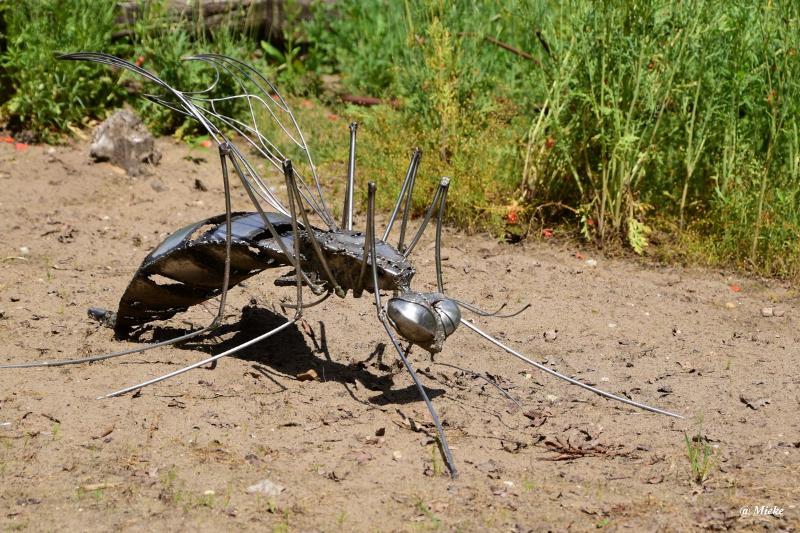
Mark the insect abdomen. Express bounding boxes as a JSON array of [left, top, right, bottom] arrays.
[[113, 212, 298, 333]]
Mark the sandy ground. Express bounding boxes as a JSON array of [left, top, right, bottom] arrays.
[[0, 138, 798, 532]]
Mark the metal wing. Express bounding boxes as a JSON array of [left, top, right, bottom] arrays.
[[59, 52, 337, 230]]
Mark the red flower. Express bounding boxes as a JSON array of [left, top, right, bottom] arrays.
[[729, 284, 742, 293], [0, 136, 14, 144], [199, 139, 212, 148], [135, 55, 145, 67], [507, 209, 519, 225], [14, 142, 28, 152], [542, 228, 554, 238], [545, 137, 555, 149]]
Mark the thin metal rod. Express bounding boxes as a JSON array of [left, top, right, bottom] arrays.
[[383, 148, 421, 241], [433, 177, 450, 293], [98, 318, 298, 399], [280, 160, 306, 317], [403, 178, 448, 259], [342, 121, 358, 231], [397, 151, 421, 252], [284, 160, 344, 298], [366, 182, 458, 478], [454, 299, 531, 319], [214, 142, 235, 327], [1, 142, 238, 370], [280, 291, 331, 310], [460, 318, 684, 419], [354, 195, 373, 297]]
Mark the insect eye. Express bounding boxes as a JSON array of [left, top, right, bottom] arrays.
[[386, 298, 437, 344], [432, 297, 461, 336]]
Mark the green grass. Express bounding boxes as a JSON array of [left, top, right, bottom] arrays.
[[2, 0, 800, 278], [684, 432, 717, 484]]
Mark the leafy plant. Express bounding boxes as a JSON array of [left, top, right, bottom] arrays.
[[1, 0, 125, 141]]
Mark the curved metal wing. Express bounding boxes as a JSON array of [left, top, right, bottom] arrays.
[[59, 52, 337, 230]]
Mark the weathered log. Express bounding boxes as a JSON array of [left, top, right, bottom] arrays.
[[115, 0, 322, 43]]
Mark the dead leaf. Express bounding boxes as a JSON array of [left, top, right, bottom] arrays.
[[297, 369, 318, 382]]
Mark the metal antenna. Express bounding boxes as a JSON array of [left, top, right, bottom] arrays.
[[461, 318, 685, 419], [342, 122, 358, 231]]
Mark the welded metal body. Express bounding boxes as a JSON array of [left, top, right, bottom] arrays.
[[113, 211, 416, 334]]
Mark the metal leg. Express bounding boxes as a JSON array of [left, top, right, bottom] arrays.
[[402, 178, 449, 259], [284, 160, 344, 297], [433, 178, 450, 293], [397, 150, 422, 252], [366, 181, 458, 479], [384, 148, 421, 242], [1, 142, 238, 369], [428, 175, 531, 319], [227, 149, 324, 294], [98, 318, 299, 399], [342, 122, 357, 231], [460, 318, 685, 419]]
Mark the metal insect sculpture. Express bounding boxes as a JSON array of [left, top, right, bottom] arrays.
[[1, 53, 683, 478]]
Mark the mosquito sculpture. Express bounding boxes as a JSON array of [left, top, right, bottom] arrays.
[[1, 53, 682, 478]]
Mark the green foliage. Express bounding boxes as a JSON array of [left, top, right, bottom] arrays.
[[306, 0, 800, 278], [0, 0, 268, 140], [0, 0, 125, 141], [3, 0, 800, 277], [684, 432, 717, 484]]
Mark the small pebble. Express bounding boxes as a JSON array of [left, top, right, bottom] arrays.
[[392, 450, 402, 461], [246, 479, 285, 496], [585, 258, 597, 267], [546, 394, 558, 403], [203, 490, 215, 496], [725, 301, 736, 309], [774, 308, 785, 317], [543, 330, 558, 343], [761, 307, 774, 317], [18, 246, 29, 255]]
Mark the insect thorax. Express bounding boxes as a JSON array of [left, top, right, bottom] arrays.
[[312, 230, 415, 295]]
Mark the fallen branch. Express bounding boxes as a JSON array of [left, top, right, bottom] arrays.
[[340, 94, 401, 108]]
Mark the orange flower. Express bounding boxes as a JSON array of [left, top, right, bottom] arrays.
[[542, 228, 554, 238], [14, 142, 28, 152], [135, 55, 145, 67], [729, 284, 742, 293], [506, 209, 519, 225]]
